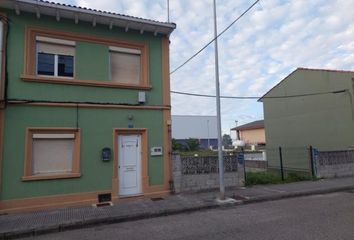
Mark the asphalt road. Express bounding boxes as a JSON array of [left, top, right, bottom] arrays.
[[21, 191, 354, 240]]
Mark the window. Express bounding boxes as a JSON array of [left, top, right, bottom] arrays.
[[36, 36, 75, 78], [23, 129, 81, 181], [23, 27, 150, 89], [109, 46, 141, 85]]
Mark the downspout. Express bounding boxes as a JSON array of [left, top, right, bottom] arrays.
[[0, 14, 8, 106], [0, 14, 8, 199], [0, 19, 3, 101]]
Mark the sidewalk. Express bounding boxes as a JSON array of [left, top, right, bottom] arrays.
[[1, 177, 353, 239]]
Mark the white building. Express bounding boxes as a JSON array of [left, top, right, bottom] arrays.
[[172, 115, 218, 149]]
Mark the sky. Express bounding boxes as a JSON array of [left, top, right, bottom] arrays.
[[54, 0, 354, 135]]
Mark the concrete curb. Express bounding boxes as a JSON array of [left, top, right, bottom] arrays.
[[242, 185, 354, 204], [1, 186, 354, 239], [0, 203, 219, 240]]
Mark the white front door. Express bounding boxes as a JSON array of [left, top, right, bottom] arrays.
[[118, 134, 142, 196]]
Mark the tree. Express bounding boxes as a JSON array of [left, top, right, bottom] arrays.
[[186, 138, 200, 151], [172, 138, 184, 151], [222, 134, 233, 149]]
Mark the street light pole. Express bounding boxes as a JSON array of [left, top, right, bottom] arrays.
[[167, 0, 170, 22], [213, 0, 224, 200]]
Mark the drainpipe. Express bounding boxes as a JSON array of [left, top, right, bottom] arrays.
[[0, 20, 3, 97], [0, 16, 6, 103]]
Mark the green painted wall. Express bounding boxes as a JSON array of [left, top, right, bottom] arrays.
[[75, 42, 109, 81], [2, 106, 164, 200], [263, 70, 354, 168], [0, 10, 168, 200], [4, 10, 163, 105]]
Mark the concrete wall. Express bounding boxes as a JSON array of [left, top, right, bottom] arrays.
[[171, 154, 244, 193], [315, 150, 354, 178], [245, 160, 267, 172]]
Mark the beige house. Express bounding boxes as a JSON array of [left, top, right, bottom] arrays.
[[231, 120, 265, 146]]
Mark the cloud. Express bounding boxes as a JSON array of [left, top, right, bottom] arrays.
[[61, 0, 354, 132]]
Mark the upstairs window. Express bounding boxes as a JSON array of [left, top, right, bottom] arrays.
[[36, 36, 75, 78], [109, 46, 141, 85], [23, 27, 150, 89]]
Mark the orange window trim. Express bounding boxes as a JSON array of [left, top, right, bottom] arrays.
[[24, 26, 150, 89], [23, 128, 81, 181]]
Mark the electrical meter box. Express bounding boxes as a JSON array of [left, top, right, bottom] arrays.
[[150, 146, 163, 156]]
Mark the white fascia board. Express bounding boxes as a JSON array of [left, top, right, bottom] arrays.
[[13, 0, 176, 35]]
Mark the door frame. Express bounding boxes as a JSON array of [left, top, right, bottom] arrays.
[[112, 128, 148, 199]]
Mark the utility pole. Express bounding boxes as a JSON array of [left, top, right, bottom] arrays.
[[167, 0, 170, 22], [213, 0, 224, 200]]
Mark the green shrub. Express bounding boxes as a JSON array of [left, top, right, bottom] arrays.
[[245, 172, 282, 186]]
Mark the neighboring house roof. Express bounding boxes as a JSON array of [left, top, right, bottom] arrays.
[[258, 67, 354, 102], [172, 115, 218, 139], [231, 120, 264, 131], [0, 0, 176, 36]]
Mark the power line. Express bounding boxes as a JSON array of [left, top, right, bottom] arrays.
[[170, 0, 260, 75], [171, 89, 347, 99]]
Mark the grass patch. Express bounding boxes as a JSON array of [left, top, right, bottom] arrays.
[[245, 171, 313, 186]]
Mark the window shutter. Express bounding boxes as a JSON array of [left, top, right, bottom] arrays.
[[32, 139, 74, 174], [37, 42, 75, 56], [110, 51, 141, 84]]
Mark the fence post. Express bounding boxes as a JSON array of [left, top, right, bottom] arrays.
[[241, 147, 246, 184], [309, 145, 315, 178], [279, 146, 284, 181]]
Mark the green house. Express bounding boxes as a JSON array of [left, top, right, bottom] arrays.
[[260, 68, 354, 170], [0, 0, 175, 213]]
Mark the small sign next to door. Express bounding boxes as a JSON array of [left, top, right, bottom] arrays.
[[150, 146, 163, 156]]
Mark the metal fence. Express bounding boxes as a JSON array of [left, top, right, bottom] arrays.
[[267, 146, 311, 172], [181, 155, 238, 175]]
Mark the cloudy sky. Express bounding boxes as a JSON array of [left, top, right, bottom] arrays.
[[55, 0, 354, 134]]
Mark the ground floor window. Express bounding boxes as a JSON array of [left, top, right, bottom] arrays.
[[23, 128, 81, 181]]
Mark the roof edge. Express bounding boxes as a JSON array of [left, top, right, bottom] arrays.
[[230, 120, 264, 131], [258, 68, 298, 102], [2, 0, 176, 35], [258, 67, 354, 102]]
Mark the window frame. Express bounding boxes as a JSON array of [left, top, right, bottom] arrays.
[[36, 36, 76, 78], [23, 128, 81, 181], [109, 46, 142, 85], [22, 26, 150, 90]]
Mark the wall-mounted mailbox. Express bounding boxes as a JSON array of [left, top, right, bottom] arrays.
[[102, 147, 111, 161], [150, 146, 163, 156]]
